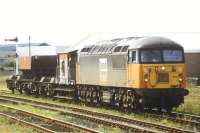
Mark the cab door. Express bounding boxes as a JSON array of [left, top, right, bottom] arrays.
[[59, 54, 68, 84], [127, 50, 141, 88], [68, 51, 77, 84]]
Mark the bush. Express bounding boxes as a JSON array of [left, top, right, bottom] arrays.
[[1, 60, 15, 68]]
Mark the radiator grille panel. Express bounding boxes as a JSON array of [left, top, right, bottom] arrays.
[[157, 73, 169, 82]]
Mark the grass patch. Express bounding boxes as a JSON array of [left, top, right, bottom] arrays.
[[0, 103, 121, 132], [176, 86, 200, 114], [0, 116, 38, 133], [0, 75, 8, 90]]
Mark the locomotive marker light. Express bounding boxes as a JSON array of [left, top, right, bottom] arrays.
[[179, 78, 183, 82], [178, 73, 183, 82]]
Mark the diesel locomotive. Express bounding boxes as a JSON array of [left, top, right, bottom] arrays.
[[6, 36, 189, 112]]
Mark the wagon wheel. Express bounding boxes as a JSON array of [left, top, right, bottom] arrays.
[[18, 83, 23, 94], [24, 83, 31, 95], [48, 85, 54, 97], [75, 86, 80, 101], [33, 85, 39, 97]]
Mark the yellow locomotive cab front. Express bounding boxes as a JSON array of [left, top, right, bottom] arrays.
[[128, 46, 189, 111], [141, 64, 186, 89]]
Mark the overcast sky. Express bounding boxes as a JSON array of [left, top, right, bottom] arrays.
[[0, 0, 200, 50]]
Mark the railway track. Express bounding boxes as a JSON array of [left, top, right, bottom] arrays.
[[0, 94, 198, 133], [0, 104, 100, 133], [142, 111, 200, 127], [0, 112, 56, 133], [1, 90, 200, 123], [172, 111, 200, 122]]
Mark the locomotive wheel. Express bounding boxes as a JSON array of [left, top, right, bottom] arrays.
[[90, 87, 94, 104], [110, 88, 117, 106], [132, 91, 139, 110], [96, 89, 103, 106], [119, 89, 126, 110], [120, 89, 136, 111], [94, 88, 98, 103], [112, 89, 119, 107], [96, 89, 100, 104], [85, 87, 89, 102], [87, 87, 92, 103], [127, 90, 134, 110]]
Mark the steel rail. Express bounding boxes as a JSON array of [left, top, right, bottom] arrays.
[[0, 104, 100, 133], [0, 98, 157, 133], [172, 111, 200, 122], [0, 112, 56, 133], [0, 95, 197, 133]]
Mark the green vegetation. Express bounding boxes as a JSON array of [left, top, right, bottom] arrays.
[[0, 103, 122, 133], [0, 60, 15, 72], [0, 60, 15, 68], [176, 86, 200, 114], [0, 116, 38, 133], [0, 76, 8, 90]]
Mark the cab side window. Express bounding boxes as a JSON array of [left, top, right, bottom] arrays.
[[128, 51, 137, 63]]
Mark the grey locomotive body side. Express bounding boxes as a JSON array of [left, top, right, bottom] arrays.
[[77, 53, 128, 87]]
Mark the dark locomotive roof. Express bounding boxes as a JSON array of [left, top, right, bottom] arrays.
[[79, 36, 183, 55], [128, 36, 183, 49]]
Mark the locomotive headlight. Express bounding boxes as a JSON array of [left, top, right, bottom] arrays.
[[161, 66, 165, 71], [144, 78, 148, 82], [144, 73, 149, 82]]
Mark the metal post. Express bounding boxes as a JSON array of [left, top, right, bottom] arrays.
[[15, 43, 18, 75], [29, 36, 31, 56]]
